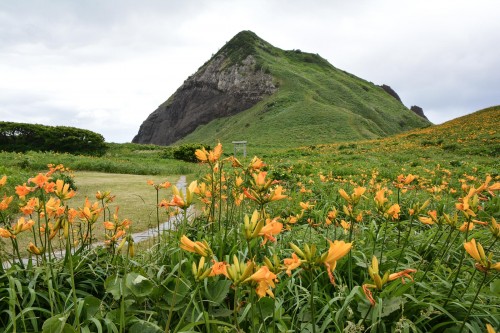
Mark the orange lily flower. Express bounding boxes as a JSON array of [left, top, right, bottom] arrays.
[[0, 175, 6, 187], [246, 266, 278, 298], [30, 173, 49, 188], [27, 242, 43, 255], [248, 156, 265, 170], [210, 260, 229, 278], [13, 217, 34, 234], [258, 217, 283, 245], [283, 253, 302, 276], [180, 235, 212, 257], [54, 179, 76, 200], [0, 195, 13, 211], [0, 227, 14, 239], [321, 240, 353, 284], [374, 189, 388, 210], [195, 143, 222, 163], [15, 183, 33, 199]]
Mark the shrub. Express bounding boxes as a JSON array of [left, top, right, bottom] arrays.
[[172, 143, 211, 163], [0, 121, 107, 156]]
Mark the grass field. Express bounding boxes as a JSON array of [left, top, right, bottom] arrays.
[[0, 106, 498, 332]]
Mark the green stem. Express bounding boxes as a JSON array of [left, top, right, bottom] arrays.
[[379, 217, 390, 266], [11, 238, 25, 269], [347, 215, 354, 290], [198, 287, 211, 333], [309, 269, 317, 333], [66, 237, 81, 331], [233, 288, 240, 331], [165, 249, 185, 333], [458, 272, 488, 333], [416, 225, 443, 271], [172, 286, 197, 333], [394, 216, 414, 270], [156, 189, 160, 242], [444, 219, 472, 307]]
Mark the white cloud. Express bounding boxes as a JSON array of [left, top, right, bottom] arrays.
[[1, 0, 499, 142]]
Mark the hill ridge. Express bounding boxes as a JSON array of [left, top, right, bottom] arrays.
[[133, 30, 431, 147]]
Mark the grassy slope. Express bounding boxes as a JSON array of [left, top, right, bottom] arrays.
[[177, 31, 430, 149], [270, 105, 499, 180]]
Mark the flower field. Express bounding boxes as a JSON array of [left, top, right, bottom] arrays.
[[1, 139, 499, 333], [1, 107, 499, 332]]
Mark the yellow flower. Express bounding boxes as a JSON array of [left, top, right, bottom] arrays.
[[464, 238, 500, 272], [0, 195, 13, 211], [363, 256, 416, 306], [269, 185, 287, 202], [486, 323, 496, 333], [464, 238, 485, 263], [321, 240, 352, 284], [27, 242, 43, 255], [210, 260, 229, 278], [248, 156, 266, 170], [13, 217, 34, 235], [246, 266, 278, 298], [0, 227, 14, 239], [300, 201, 314, 211], [374, 189, 388, 210], [490, 217, 500, 238], [338, 187, 365, 205], [180, 235, 211, 257], [54, 179, 76, 201], [195, 143, 222, 163], [162, 181, 197, 210], [30, 173, 49, 188], [386, 204, 400, 220]]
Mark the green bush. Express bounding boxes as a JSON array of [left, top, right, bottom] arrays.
[[171, 143, 211, 163], [0, 121, 107, 156]]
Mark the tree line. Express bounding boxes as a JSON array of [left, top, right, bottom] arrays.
[[0, 121, 107, 156]]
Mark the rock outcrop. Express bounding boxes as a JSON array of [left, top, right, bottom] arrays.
[[133, 47, 277, 145], [379, 84, 402, 103], [410, 105, 429, 120]]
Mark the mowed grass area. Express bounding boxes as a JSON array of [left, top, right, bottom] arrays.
[[2, 172, 182, 256], [74, 172, 181, 234]]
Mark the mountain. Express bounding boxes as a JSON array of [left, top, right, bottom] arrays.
[[133, 31, 431, 147]]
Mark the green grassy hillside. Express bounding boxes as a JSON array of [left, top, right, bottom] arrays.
[[177, 31, 430, 148]]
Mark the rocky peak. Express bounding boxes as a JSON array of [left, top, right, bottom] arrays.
[[132, 33, 277, 145], [410, 105, 429, 120]]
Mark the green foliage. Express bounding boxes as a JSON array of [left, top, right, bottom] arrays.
[[177, 32, 431, 148], [0, 105, 499, 333], [0, 121, 107, 156], [171, 143, 211, 163]]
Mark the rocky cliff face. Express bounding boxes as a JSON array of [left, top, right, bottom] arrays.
[[132, 54, 277, 145], [410, 105, 429, 120]]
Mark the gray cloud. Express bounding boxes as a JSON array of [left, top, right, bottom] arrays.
[[1, 0, 498, 142]]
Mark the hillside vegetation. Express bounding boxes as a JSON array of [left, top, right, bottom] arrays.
[[0, 106, 498, 332], [177, 31, 430, 148]]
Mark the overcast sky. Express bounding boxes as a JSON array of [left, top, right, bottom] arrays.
[[1, 0, 499, 143]]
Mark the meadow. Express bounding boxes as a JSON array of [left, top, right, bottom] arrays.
[[0, 106, 499, 332]]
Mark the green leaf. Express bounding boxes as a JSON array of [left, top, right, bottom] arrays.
[[42, 314, 77, 333], [490, 279, 500, 296], [381, 296, 404, 318], [125, 272, 154, 297], [104, 275, 126, 300], [204, 280, 231, 304], [82, 295, 102, 319], [128, 321, 163, 333]]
